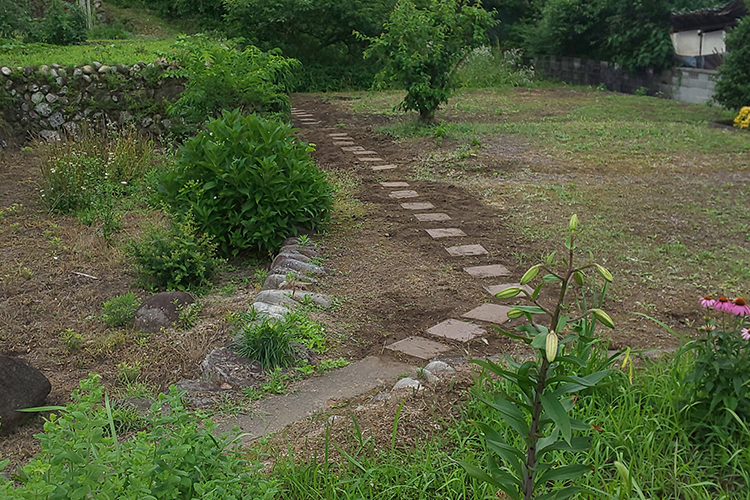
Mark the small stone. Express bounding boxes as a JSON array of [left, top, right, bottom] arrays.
[[48, 112, 64, 128], [445, 244, 488, 256], [414, 213, 451, 222], [92, 61, 102, 70], [34, 102, 53, 117], [250, 302, 289, 320], [134, 291, 195, 333], [45, 93, 58, 103], [39, 65, 49, 75], [1, 67, 11, 76], [401, 202, 435, 210], [271, 255, 326, 275], [424, 361, 455, 375], [39, 130, 60, 142], [372, 164, 398, 171], [328, 132, 350, 137], [50, 68, 58, 78], [392, 377, 423, 391], [59, 86, 67, 95], [82, 75, 91, 83], [31, 92, 44, 104], [389, 190, 419, 199], [352, 150, 378, 155], [274, 250, 311, 264], [141, 117, 153, 128], [73, 67, 83, 77], [82, 65, 93, 75], [341, 146, 364, 151], [359, 157, 384, 162], [62, 121, 79, 135], [380, 182, 410, 188], [410, 368, 438, 384], [425, 228, 466, 238]]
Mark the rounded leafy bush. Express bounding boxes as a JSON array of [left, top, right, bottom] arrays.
[[159, 110, 332, 256], [33, 0, 88, 46], [715, 15, 750, 110]]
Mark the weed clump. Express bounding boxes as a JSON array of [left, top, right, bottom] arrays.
[[102, 292, 140, 328]]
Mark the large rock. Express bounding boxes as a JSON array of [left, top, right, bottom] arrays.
[[255, 289, 333, 308], [270, 255, 326, 275], [134, 291, 195, 333], [0, 356, 51, 435], [199, 347, 265, 389]]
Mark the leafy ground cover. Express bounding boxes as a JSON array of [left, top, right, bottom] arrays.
[[0, 38, 177, 67]]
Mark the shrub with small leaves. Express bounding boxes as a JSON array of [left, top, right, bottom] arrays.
[[158, 109, 332, 257], [102, 292, 140, 328], [31, 0, 88, 46], [128, 216, 220, 291]]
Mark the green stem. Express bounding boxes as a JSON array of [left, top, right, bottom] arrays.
[[524, 358, 550, 500]]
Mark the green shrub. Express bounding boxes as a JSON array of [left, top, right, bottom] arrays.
[[233, 318, 295, 370], [32, 0, 88, 46], [128, 216, 219, 291], [158, 110, 332, 257], [102, 292, 140, 328], [164, 35, 300, 127], [0, 0, 31, 39], [363, 0, 497, 122], [715, 15, 750, 110], [0, 374, 277, 499], [455, 46, 535, 88]]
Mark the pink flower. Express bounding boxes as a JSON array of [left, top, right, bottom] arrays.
[[732, 298, 750, 317], [742, 328, 750, 341], [700, 296, 716, 308], [714, 296, 734, 313]]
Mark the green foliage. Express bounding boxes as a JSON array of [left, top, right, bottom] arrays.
[[59, 328, 85, 351], [715, 15, 750, 110], [679, 300, 750, 436], [128, 216, 219, 291], [158, 110, 332, 257], [31, 0, 88, 46], [284, 310, 328, 354], [363, 0, 497, 122], [465, 215, 616, 500], [233, 317, 295, 370], [0, 374, 277, 499], [178, 300, 202, 329], [0, 0, 31, 39], [604, 0, 673, 72], [164, 35, 300, 127], [102, 292, 140, 328], [455, 46, 535, 88], [317, 357, 349, 373]]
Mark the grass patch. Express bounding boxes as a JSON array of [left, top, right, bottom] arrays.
[[0, 38, 177, 67]]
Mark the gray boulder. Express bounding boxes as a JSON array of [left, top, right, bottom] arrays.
[[271, 255, 326, 275], [0, 356, 52, 435], [199, 347, 265, 389], [134, 291, 194, 333]]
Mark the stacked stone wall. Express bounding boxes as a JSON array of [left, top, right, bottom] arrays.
[[0, 59, 185, 145]]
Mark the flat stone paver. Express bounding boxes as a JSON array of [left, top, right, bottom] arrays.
[[414, 213, 451, 222], [427, 319, 485, 342], [389, 190, 419, 199], [446, 244, 488, 256], [328, 133, 350, 137], [359, 157, 384, 162], [380, 181, 410, 187], [385, 336, 451, 360], [215, 356, 413, 443], [333, 142, 355, 146], [341, 146, 364, 151], [301, 121, 321, 125], [485, 283, 534, 297], [401, 202, 435, 210], [353, 150, 379, 155], [463, 264, 511, 278], [372, 164, 398, 171], [425, 228, 466, 238], [462, 303, 513, 324]]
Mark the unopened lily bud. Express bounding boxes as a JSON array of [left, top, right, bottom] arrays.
[[569, 214, 578, 232], [546, 331, 558, 363]]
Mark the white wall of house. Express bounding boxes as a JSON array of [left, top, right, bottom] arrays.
[[671, 29, 726, 56]]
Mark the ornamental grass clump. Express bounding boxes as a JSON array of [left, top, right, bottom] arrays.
[[464, 214, 618, 500], [681, 293, 750, 435]]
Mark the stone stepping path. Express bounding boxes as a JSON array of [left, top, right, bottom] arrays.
[[445, 244, 488, 257], [385, 337, 451, 360], [461, 304, 513, 324], [415, 213, 451, 222], [425, 228, 466, 238], [215, 356, 413, 443], [427, 319, 485, 342], [294, 103, 526, 362]]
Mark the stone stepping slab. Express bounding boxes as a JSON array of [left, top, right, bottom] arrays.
[[334, 142, 355, 146], [372, 164, 398, 171], [415, 213, 451, 222], [328, 132, 350, 137], [353, 150, 379, 155], [300, 121, 321, 125], [385, 336, 451, 360], [446, 244, 488, 256], [359, 157, 384, 162], [427, 318, 485, 342], [380, 181, 410, 188], [295, 114, 315, 118], [462, 303, 513, 324], [401, 202, 435, 210], [341, 146, 365, 151], [464, 264, 511, 278], [389, 190, 419, 199], [425, 228, 466, 239], [485, 283, 534, 297]]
